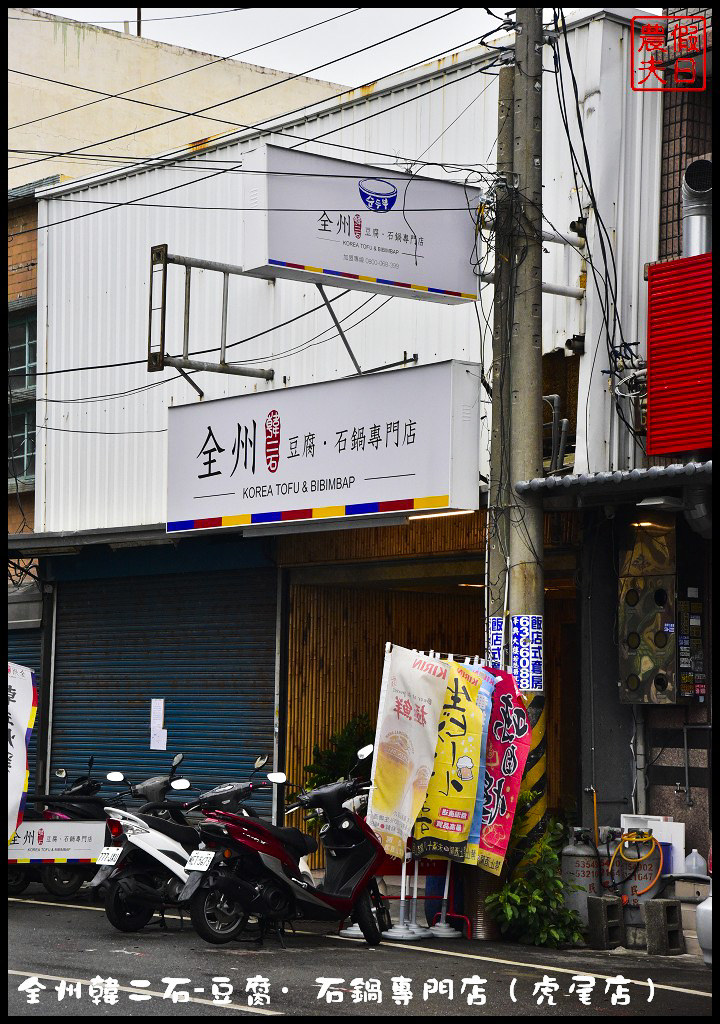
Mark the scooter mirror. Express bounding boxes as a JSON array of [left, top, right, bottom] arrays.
[[357, 744, 374, 761], [267, 772, 287, 785], [55, 768, 67, 779], [172, 753, 184, 769], [254, 755, 269, 770], [107, 771, 125, 783], [171, 778, 191, 790]]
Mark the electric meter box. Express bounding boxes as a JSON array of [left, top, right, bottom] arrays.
[[240, 143, 481, 304]]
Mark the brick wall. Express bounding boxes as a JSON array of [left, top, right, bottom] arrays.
[[8, 202, 38, 302], [659, 8, 713, 259]]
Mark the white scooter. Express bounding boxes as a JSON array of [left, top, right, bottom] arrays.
[[91, 756, 307, 932]]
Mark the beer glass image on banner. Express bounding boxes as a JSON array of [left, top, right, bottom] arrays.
[[366, 646, 446, 859], [373, 729, 414, 815]]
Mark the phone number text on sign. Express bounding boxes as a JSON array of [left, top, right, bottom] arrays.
[[510, 614, 543, 692]]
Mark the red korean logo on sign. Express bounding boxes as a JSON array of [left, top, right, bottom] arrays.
[[631, 15, 707, 92], [353, 214, 362, 239], [264, 410, 280, 473]]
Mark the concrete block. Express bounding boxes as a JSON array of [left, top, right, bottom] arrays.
[[675, 880, 710, 902], [644, 899, 686, 955], [587, 895, 626, 950]]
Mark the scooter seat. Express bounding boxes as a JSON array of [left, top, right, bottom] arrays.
[[134, 813, 199, 848], [258, 822, 318, 858]]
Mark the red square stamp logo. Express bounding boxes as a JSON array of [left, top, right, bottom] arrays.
[[631, 15, 707, 92]]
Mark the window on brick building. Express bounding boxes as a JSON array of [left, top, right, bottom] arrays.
[[8, 308, 36, 484]]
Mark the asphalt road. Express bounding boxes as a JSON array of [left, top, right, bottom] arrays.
[[8, 889, 712, 1017]]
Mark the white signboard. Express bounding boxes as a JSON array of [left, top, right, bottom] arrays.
[[241, 144, 481, 304], [167, 360, 480, 534], [511, 614, 544, 692], [8, 821, 106, 863], [8, 661, 36, 842]]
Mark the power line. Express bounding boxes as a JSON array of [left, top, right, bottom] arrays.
[[9, 58, 499, 239], [36, 293, 393, 421], [8, 9, 250, 24], [11, 9, 465, 172], [8, 31, 506, 191], [11, 289, 350, 379], [8, 9, 362, 131]]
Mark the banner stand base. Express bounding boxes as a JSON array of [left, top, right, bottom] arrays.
[[429, 922, 463, 939], [382, 923, 425, 941], [338, 924, 363, 938]]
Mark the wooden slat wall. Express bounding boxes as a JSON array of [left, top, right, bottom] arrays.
[[286, 584, 486, 867], [277, 510, 578, 566]]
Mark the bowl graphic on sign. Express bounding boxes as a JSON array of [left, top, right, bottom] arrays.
[[358, 177, 398, 212]]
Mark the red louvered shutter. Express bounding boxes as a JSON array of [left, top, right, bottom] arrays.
[[646, 252, 712, 455]]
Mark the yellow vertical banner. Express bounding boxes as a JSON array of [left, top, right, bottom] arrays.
[[411, 662, 485, 861]]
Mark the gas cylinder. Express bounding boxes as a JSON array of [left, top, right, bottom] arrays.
[[561, 829, 600, 927], [604, 831, 664, 925]]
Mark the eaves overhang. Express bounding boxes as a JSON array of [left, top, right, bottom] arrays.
[[515, 460, 712, 507]]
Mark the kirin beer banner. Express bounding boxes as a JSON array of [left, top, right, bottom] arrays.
[[366, 646, 446, 859], [476, 668, 532, 876], [463, 665, 497, 866], [412, 661, 485, 862], [8, 662, 37, 843]]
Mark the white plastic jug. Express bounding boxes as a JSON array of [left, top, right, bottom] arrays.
[[684, 848, 708, 875]]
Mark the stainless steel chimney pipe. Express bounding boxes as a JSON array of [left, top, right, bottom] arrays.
[[681, 158, 712, 257]]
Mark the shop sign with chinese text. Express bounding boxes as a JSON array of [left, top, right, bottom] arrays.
[[511, 614, 543, 692], [8, 662, 37, 843], [241, 144, 481, 303], [167, 360, 480, 533], [8, 821, 106, 863]]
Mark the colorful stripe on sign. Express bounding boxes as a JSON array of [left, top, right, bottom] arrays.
[[167, 495, 449, 533], [268, 259, 475, 301], [8, 858, 97, 864]]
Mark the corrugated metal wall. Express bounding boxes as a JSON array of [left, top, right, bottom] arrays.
[[35, 12, 662, 533], [49, 569, 277, 804], [8, 629, 43, 798]]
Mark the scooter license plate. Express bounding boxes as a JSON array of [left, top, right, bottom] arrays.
[[95, 846, 122, 866], [186, 850, 214, 872]]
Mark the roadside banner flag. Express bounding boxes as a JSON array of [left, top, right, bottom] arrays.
[[8, 662, 37, 843], [367, 645, 446, 859], [476, 667, 532, 875], [411, 661, 485, 862], [463, 665, 497, 865]]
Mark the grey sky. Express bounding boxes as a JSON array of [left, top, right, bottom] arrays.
[[29, 9, 512, 86]]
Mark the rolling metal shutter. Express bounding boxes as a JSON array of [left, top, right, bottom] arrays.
[[48, 568, 277, 807], [8, 628, 43, 798], [647, 253, 712, 455]]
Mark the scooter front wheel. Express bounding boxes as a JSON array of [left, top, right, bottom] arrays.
[[190, 885, 250, 945], [353, 887, 382, 946]]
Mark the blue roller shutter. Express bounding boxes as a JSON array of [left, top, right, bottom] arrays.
[[8, 628, 42, 798], [49, 568, 277, 809]]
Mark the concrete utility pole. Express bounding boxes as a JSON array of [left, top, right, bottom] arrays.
[[509, 7, 547, 854], [487, 64, 514, 647]]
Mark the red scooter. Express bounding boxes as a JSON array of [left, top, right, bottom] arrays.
[[181, 745, 391, 946]]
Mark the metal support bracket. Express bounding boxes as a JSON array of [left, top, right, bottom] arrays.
[[316, 283, 362, 375], [173, 363, 204, 400], [147, 244, 274, 381]]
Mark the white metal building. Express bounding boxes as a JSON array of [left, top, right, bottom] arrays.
[[35, 9, 661, 533]]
